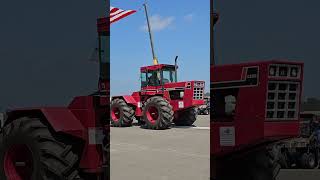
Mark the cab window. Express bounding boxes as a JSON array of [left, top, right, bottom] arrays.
[[162, 69, 177, 84], [147, 71, 160, 86], [141, 73, 147, 87]]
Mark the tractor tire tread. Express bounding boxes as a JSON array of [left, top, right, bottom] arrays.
[[143, 96, 173, 130], [0, 117, 80, 180], [174, 108, 197, 126], [111, 98, 134, 127]]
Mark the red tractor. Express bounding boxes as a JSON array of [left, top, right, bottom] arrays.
[[111, 62, 205, 130], [0, 16, 109, 179], [211, 12, 304, 180], [110, 4, 205, 130]]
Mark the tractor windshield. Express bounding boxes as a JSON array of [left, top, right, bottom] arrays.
[[141, 70, 161, 87], [161, 68, 177, 84]]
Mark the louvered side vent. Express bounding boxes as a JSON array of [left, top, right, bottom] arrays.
[[194, 82, 205, 100], [266, 81, 300, 120]]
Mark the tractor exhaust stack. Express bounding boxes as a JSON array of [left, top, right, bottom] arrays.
[[174, 56, 178, 81]]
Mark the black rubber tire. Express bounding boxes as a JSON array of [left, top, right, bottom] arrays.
[[173, 108, 197, 126], [142, 96, 173, 130], [248, 165, 278, 180], [110, 98, 134, 127], [301, 152, 316, 169], [0, 117, 80, 180], [278, 151, 290, 169], [218, 149, 280, 180], [242, 150, 280, 180]]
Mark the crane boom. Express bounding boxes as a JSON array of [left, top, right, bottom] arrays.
[[143, 3, 158, 65]]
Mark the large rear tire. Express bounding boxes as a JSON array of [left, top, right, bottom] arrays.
[[278, 151, 290, 169], [217, 149, 280, 180], [173, 108, 197, 126], [0, 117, 80, 180], [111, 98, 134, 127], [142, 96, 173, 130], [245, 150, 280, 180], [300, 152, 316, 169]]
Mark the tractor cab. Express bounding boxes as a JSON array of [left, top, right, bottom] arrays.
[[140, 64, 177, 88]]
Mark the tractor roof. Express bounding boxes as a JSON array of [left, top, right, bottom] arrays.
[[140, 64, 177, 71]]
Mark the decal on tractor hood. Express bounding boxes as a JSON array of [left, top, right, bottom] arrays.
[[178, 101, 184, 108], [219, 127, 235, 146], [211, 66, 259, 90]]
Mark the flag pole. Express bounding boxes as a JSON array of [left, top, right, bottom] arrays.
[[143, 3, 158, 65]]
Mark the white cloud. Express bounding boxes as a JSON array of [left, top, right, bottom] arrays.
[[184, 13, 195, 22], [141, 14, 175, 32]]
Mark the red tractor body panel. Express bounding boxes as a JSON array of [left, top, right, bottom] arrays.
[[211, 60, 304, 156], [5, 95, 107, 174], [6, 108, 85, 138], [112, 95, 138, 105]]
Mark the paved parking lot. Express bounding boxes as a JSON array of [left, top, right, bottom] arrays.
[[111, 115, 320, 180], [278, 169, 320, 180], [110, 115, 210, 180]]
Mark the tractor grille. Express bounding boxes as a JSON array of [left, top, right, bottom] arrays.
[[266, 81, 300, 120], [193, 82, 205, 100]]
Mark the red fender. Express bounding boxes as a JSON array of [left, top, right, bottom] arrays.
[[6, 107, 85, 139], [112, 95, 138, 106]]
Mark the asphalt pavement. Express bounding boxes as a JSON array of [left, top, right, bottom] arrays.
[[278, 169, 320, 180], [110, 115, 210, 180], [110, 115, 320, 180]]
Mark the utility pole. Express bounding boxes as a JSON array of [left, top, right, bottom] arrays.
[[143, 3, 158, 65]]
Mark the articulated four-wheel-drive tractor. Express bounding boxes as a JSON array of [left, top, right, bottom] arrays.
[[111, 63, 205, 130], [0, 15, 109, 179], [110, 4, 205, 130]]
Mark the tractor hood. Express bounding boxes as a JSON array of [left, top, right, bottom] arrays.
[[163, 81, 205, 102], [162, 80, 205, 111], [163, 81, 205, 90]]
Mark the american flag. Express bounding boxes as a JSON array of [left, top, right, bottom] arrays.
[[110, 6, 136, 24]]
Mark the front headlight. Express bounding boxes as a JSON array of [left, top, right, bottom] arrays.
[[269, 65, 276, 76], [180, 91, 184, 98], [194, 82, 204, 87], [290, 67, 299, 77]]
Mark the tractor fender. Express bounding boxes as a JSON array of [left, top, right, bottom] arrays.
[[112, 95, 138, 107], [5, 108, 85, 139]]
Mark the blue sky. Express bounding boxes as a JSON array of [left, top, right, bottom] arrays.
[[110, 0, 209, 96]]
